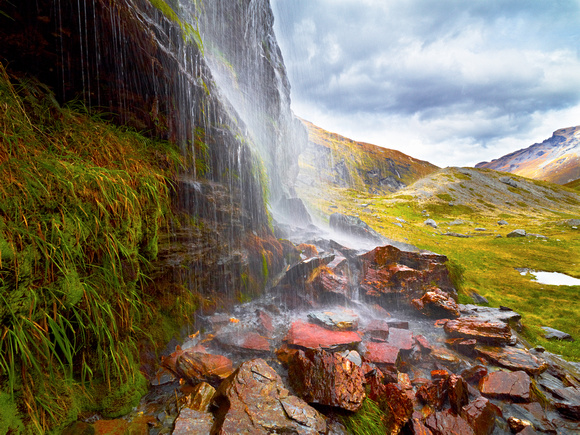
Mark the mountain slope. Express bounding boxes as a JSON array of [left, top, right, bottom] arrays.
[[297, 120, 438, 200], [476, 126, 580, 185]]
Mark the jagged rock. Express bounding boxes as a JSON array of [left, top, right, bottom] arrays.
[[278, 255, 336, 287], [500, 176, 518, 188], [284, 320, 361, 350], [365, 319, 390, 341], [462, 396, 500, 435], [446, 338, 477, 355], [329, 213, 387, 244], [497, 220, 509, 225], [288, 349, 365, 412], [552, 386, 580, 419], [338, 350, 362, 367], [425, 219, 438, 228], [507, 229, 527, 237], [460, 304, 522, 329], [479, 370, 531, 402], [217, 331, 271, 352], [542, 326, 573, 341], [308, 308, 359, 331], [507, 416, 532, 433], [501, 402, 557, 434], [184, 382, 216, 412], [408, 418, 435, 435], [173, 408, 214, 434], [256, 309, 274, 336], [467, 290, 490, 304], [415, 335, 433, 353], [460, 365, 488, 385], [363, 342, 401, 368], [166, 350, 233, 385], [387, 327, 415, 352], [448, 375, 469, 414], [412, 288, 461, 318], [425, 409, 475, 435], [416, 379, 448, 410], [311, 269, 351, 301], [444, 318, 512, 345], [430, 347, 463, 372], [476, 346, 548, 375], [212, 359, 326, 434]]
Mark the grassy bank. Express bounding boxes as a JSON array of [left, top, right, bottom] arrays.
[[0, 64, 181, 432]]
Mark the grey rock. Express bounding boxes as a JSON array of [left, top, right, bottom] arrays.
[[500, 176, 518, 188], [542, 326, 574, 342], [329, 213, 387, 244], [443, 232, 470, 238], [393, 222, 403, 228], [497, 220, 509, 225], [567, 219, 580, 227], [474, 228, 487, 231], [424, 219, 438, 228], [507, 229, 527, 238], [308, 309, 359, 331], [460, 304, 522, 328], [468, 290, 489, 305]]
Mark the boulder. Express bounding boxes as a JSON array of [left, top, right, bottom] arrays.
[[416, 379, 448, 410], [167, 350, 233, 385], [288, 349, 365, 412], [541, 326, 573, 341], [460, 365, 488, 385], [462, 396, 500, 435], [425, 409, 475, 435], [552, 386, 580, 419], [387, 328, 415, 352], [284, 320, 361, 350], [444, 318, 512, 345], [479, 371, 531, 402], [448, 375, 469, 414], [500, 176, 518, 188], [475, 346, 548, 375], [507, 229, 526, 238], [212, 359, 326, 434], [425, 219, 438, 228], [308, 308, 359, 331], [497, 220, 509, 226], [381, 383, 415, 434], [311, 269, 351, 302], [173, 408, 214, 435], [412, 288, 461, 318]]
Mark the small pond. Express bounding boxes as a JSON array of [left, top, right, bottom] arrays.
[[516, 268, 580, 286]]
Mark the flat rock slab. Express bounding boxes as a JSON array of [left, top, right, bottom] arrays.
[[425, 409, 475, 435], [444, 318, 512, 345], [480, 370, 531, 402], [552, 386, 580, 419], [387, 328, 415, 351], [308, 308, 359, 331], [365, 319, 390, 341], [284, 320, 361, 350], [168, 350, 233, 384], [476, 345, 548, 375], [212, 358, 327, 434], [364, 342, 401, 367], [412, 288, 460, 318], [462, 396, 500, 435], [460, 304, 522, 325], [173, 408, 213, 435], [542, 326, 573, 341]]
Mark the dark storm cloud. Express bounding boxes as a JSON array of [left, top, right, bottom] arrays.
[[271, 0, 580, 165]]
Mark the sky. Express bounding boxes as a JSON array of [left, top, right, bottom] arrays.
[[270, 0, 580, 167]]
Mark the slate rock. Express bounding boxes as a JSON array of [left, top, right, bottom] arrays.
[[363, 342, 401, 368], [425, 409, 475, 435], [552, 386, 580, 419], [476, 345, 548, 375], [365, 319, 390, 341], [168, 350, 233, 385], [329, 212, 387, 244], [412, 288, 461, 318], [212, 359, 326, 434], [507, 229, 527, 238], [284, 320, 361, 350], [308, 308, 359, 331], [416, 379, 448, 410], [448, 374, 469, 414], [444, 318, 512, 345], [479, 370, 531, 402], [288, 349, 365, 412], [173, 408, 213, 435], [184, 381, 216, 412], [462, 396, 500, 435], [387, 327, 415, 352], [542, 326, 573, 342]]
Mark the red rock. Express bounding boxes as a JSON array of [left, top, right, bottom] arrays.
[[212, 359, 326, 434], [416, 379, 447, 410], [425, 409, 475, 435], [475, 345, 548, 375], [415, 334, 433, 353], [288, 349, 365, 412], [460, 365, 488, 385], [284, 320, 361, 350], [479, 370, 531, 402], [386, 319, 410, 329], [462, 396, 500, 435], [173, 408, 214, 434], [388, 328, 414, 351], [430, 347, 462, 371], [382, 383, 415, 434], [448, 375, 469, 414], [412, 288, 461, 318], [276, 344, 299, 366], [256, 309, 274, 335], [408, 418, 435, 435], [431, 370, 450, 381], [364, 342, 401, 367], [507, 416, 532, 433], [312, 268, 350, 299], [366, 319, 390, 341], [93, 419, 128, 435], [444, 319, 512, 345], [446, 337, 477, 355], [172, 350, 233, 385]]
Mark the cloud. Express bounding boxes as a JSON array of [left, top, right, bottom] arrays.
[[271, 0, 580, 166]]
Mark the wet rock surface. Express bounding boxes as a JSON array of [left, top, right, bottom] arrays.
[[68, 238, 580, 434]]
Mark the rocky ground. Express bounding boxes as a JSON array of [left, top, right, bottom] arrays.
[[63, 221, 580, 434]]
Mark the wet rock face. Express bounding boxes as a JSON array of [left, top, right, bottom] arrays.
[[212, 358, 327, 434], [444, 318, 512, 345], [479, 370, 531, 402], [162, 349, 233, 385], [476, 345, 548, 375], [412, 288, 461, 318], [288, 349, 365, 412], [284, 320, 362, 350]]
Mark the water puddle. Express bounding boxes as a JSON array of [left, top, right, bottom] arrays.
[[516, 268, 580, 286]]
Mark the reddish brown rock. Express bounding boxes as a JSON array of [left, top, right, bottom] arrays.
[[382, 383, 415, 434], [408, 418, 435, 435], [416, 379, 448, 410], [366, 319, 390, 341], [212, 359, 326, 434], [431, 370, 450, 381], [462, 396, 500, 435], [444, 318, 512, 345], [415, 335, 433, 353], [173, 408, 214, 435], [387, 328, 415, 351], [425, 409, 475, 435], [430, 347, 462, 371], [412, 288, 461, 319], [288, 349, 365, 412], [552, 386, 580, 419], [276, 344, 299, 366], [184, 381, 215, 412], [93, 419, 129, 435], [284, 320, 361, 350], [256, 309, 274, 335], [312, 267, 350, 300], [460, 365, 488, 385], [448, 375, 469, 414], [239, 332, 270, 351], [479, 370, 531, 402], [364, 342, 401, 368], [170, 350, 233, 385], [507, 416, 532, 433], [446, 338, 477, 355], [476, 346, 547, 375]]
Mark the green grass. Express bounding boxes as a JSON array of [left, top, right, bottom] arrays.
[[0, 64, 182, 431], [341, 399, 389, 435]]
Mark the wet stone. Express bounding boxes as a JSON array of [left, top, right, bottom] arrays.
[[172, 408, 213, 435], [211, 358, 326, 434], [448, 374, 469, 414], [416, 380, 448, 411], [363, 342, 401, 368], [507, 416, 532, 433], [412, 288, 461, 319], [365, 319, 390, 341], [476, 345, 548, 375], [312, 269, 351, 301], [446, 337, 477, 355], [552, 386, 580, 419], [284, 320, 361, 350], [308, 308, 359, 331], [256, 309, 274, 335], [185, 381, 215, 412], [425, 409, 475, 435], [461, 396, 500, 435], [415, 334, 433, 353], [387, 327, 414, 352], [444, 318, 512, 345], [479, 370, 531, 402], [382, 383, 414, 434], [408, 417, 435, 435], [171, 350, 233, 385], [288, 349, 365, 412], [460, 365, 488, 385]]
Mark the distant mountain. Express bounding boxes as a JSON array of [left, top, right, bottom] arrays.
[[298, 120, 438, 195], [476, 126, 580, 184]]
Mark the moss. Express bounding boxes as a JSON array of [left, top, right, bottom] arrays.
[[437, 193, 454, 202], [0, 391, 24, 434]]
